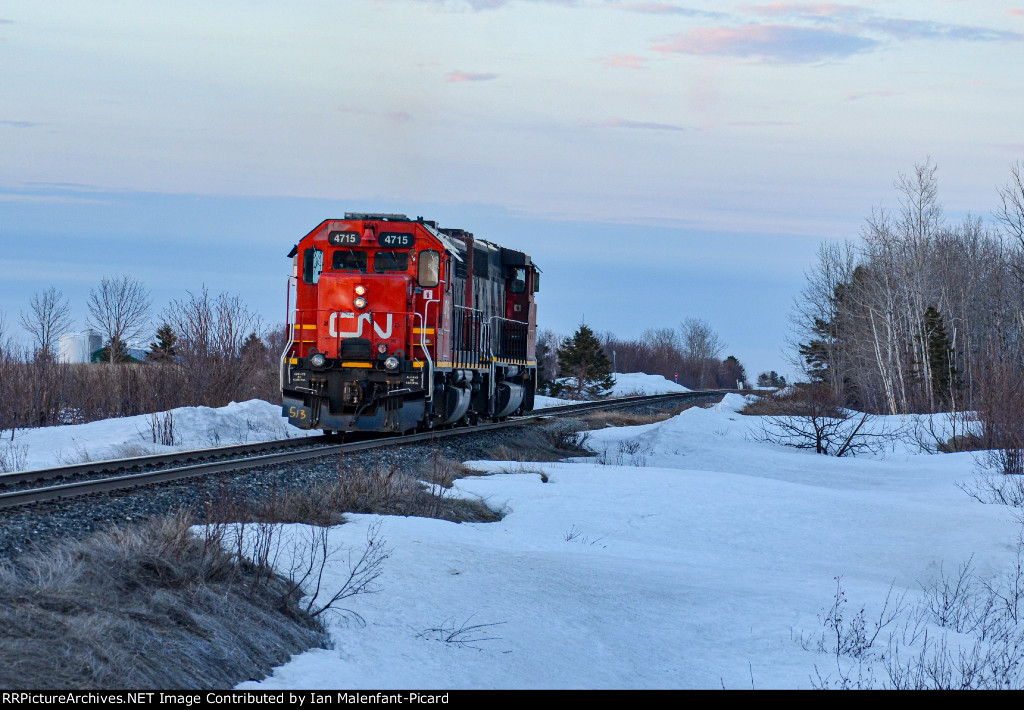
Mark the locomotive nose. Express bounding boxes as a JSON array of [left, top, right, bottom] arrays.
[[318, 273, 411, 358]]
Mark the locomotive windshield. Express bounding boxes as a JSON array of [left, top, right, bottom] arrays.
[[332, 250, 367, 273], [373, 251, 409, 273]]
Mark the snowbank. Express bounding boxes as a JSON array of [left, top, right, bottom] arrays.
[[0, 400, 316, 472], [609, 372, 691, 396]]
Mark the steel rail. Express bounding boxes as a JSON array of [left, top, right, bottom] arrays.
[[0, 390, 727, 510]]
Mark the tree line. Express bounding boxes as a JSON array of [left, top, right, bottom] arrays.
[[0, 278, 282, 437], [538, 319, 751, 399], [791, 159, 1024, 467]]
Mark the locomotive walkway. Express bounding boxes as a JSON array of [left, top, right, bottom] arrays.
[[0, 390, 728, 510]]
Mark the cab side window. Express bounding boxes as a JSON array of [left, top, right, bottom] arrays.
[[303, 247, 323, 284], [509, 267, 526, 294], [418, 250, 440, 288]]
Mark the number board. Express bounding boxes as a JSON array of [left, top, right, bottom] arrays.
[[328, 231, 361, 246], [378, 232, 414, 248]]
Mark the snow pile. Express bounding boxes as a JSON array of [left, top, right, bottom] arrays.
[[536, 371, 688, 407], [533, 395, 574, 409], [0, 400, 317, 472], [609, 372, 691, 396]]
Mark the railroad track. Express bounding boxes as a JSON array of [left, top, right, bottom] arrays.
[[0, 390, 729, 510]]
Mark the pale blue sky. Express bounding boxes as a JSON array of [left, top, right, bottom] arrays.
[[2, 1, 1023, 376]]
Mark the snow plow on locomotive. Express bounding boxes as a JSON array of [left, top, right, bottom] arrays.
[[281, 213, 540, 433]]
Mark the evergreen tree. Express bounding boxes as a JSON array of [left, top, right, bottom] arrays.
[[148, 322, 178, 363], [93, 336, 134, 363], [241, 331, 267, 361], [536, 337, 552, 394], [919, 305, 960, 404], [556, 324, 615, 399], [757, 371, 787, 388], [718, 355, 747, 388]]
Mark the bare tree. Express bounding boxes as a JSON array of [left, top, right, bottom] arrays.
[[680, 318, 724, 388], [87, 275, 151, 362], [680, 318, 724, 361], [19, 287, 73, 359], [997, 161, 1024, 279]]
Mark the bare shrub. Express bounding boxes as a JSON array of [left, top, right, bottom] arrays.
[[543, 425, 592, 453], [162, 287, 270, 407], [957, 468, 1024, 510], [975, 355, 1024, 474], [754, 383, 891, 457], [151, 411, 175, 446], [282, 522, 391, 624], [0, 441, 29, 473], [417, 616, 506, 649], [808, 542, 1024, 689]]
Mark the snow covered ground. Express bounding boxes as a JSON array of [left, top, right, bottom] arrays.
[[6, 389, 1020, 687], [231, 393, 1021, 689]]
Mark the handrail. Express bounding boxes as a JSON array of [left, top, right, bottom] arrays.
[[280, 277, 297, 390]]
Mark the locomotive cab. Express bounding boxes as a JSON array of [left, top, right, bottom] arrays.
[[282, 213, 538, 434]]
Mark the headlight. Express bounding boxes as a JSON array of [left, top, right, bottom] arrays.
[[354, 296, 368, 309], [377, 343, 388, 354], [384, 356, 399, 370], [354, 285, 366, 296], [310, 353, 326, 368]]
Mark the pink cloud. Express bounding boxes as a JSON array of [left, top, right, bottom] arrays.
[[596, 53, 648, 69], [386, 111, 413, 123], [652, 23, 876, 62], [446, 71, 498, 83], [1009, 8, 1024, 17], [613, 2, 725, 18], [739, 2, 866, 18]]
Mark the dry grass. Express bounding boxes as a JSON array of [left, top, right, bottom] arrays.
[[580, 410, 672, 428], [577, 401, 708, 429], [206, 455, 502, 527], [737, 388, 845, 417], [0, 512, 327, 689]]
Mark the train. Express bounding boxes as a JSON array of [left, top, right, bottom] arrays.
[[281, 213, 540, 433]]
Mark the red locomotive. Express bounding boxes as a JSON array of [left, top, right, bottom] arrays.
[[281, 213, 540, 433]]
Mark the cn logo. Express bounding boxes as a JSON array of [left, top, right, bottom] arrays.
[[328, 312, 394, 339]]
